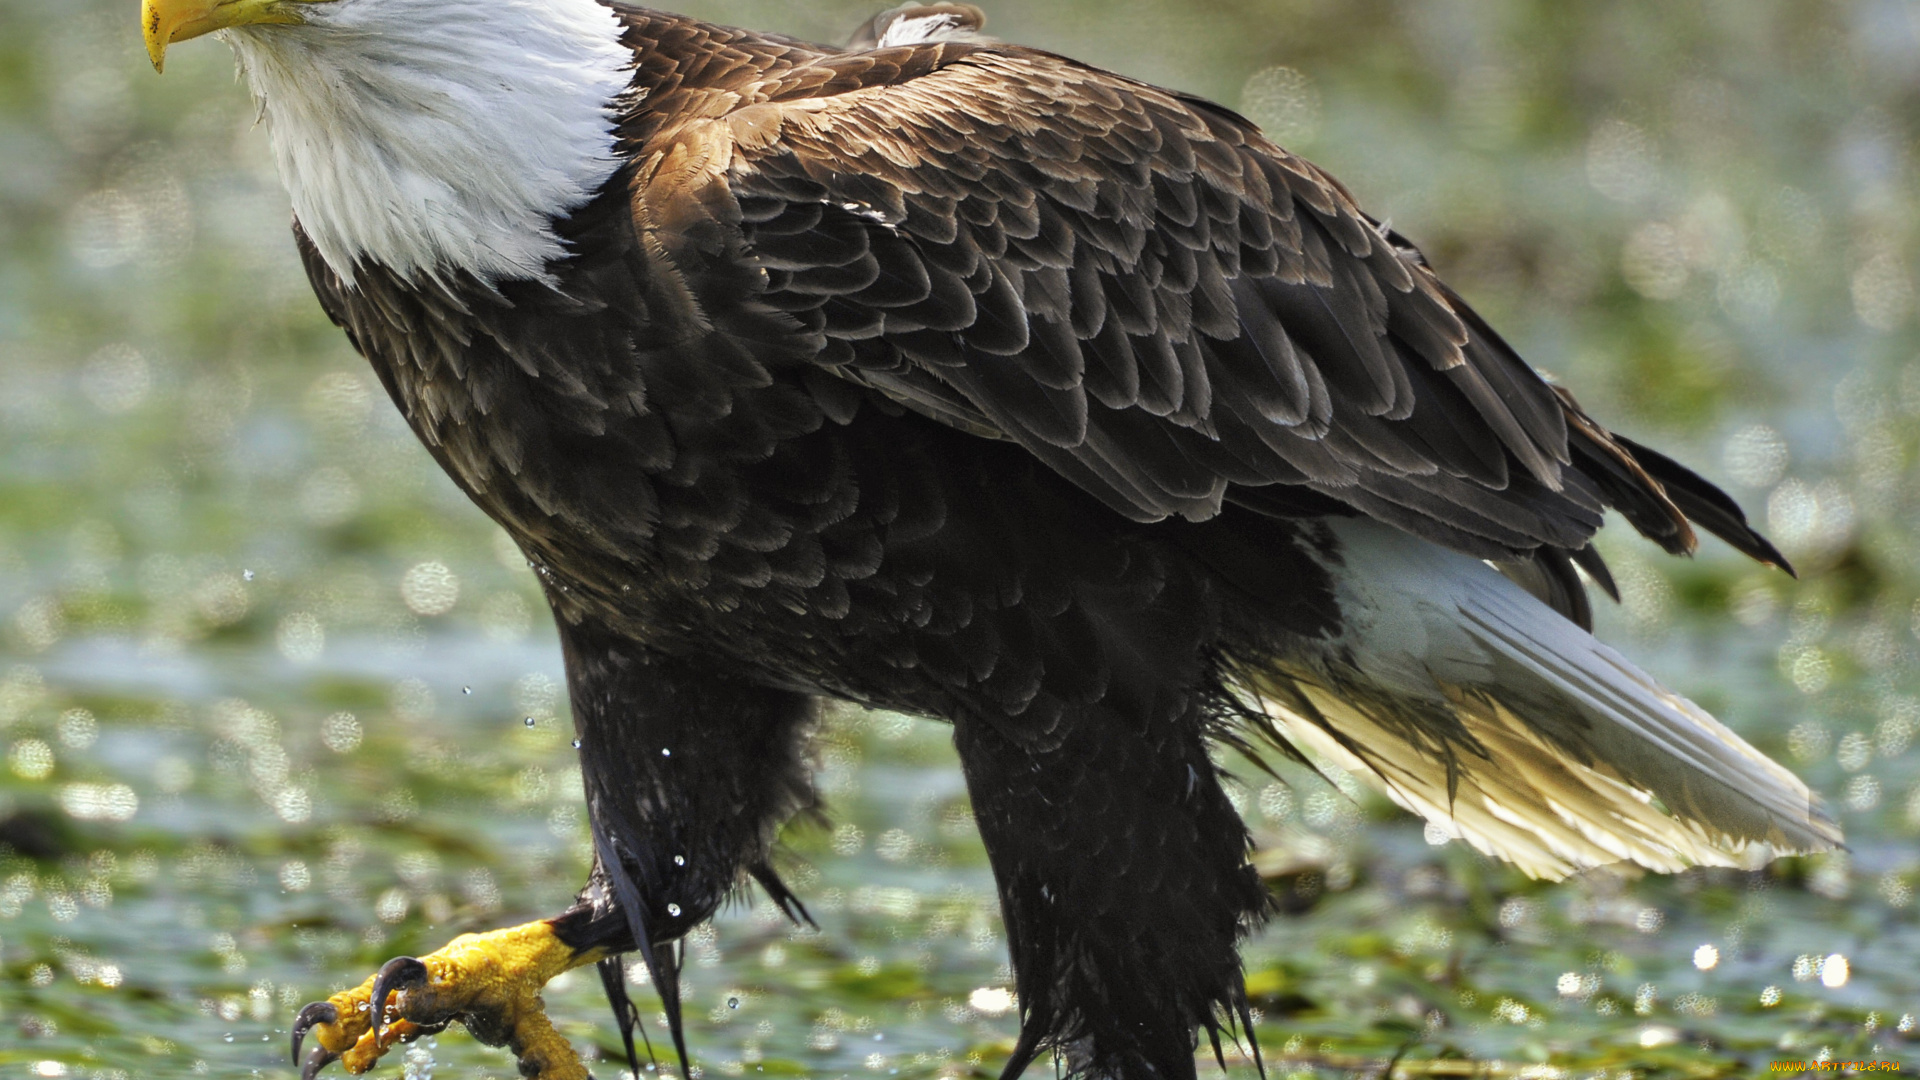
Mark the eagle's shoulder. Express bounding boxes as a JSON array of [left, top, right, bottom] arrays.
[[605, 12, 1783, 580]]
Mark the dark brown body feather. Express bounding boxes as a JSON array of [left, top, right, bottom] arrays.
[[296, 7, 1783, 1076]]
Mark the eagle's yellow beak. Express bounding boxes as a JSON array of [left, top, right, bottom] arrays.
[[141, 0, 307, 72]]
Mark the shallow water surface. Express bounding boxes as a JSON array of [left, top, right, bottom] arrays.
[[3, 0, 1920, 1076]]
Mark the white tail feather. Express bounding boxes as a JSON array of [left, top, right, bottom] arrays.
[[1240, 520, 1839, 881]]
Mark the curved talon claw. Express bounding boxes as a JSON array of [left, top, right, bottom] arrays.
[[300, 1046, 339, 1080], [291, 1000, 339, 1067], [370, 955, 430, 1044]]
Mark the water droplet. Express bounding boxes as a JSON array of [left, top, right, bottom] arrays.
[[1822, 953, 1850, 988], [462, 686, 471, 695], [728, 996, 740, 1009], [571, 739, 581, 749], [524, 717, 536, 728], [673, 855, 685, 867], [667, 903, 681, 916], [661, 748, 672, 757], [242, 569, 255, 582]]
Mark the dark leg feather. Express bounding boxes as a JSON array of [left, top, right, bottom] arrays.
[[597, 956, 649, 1080], [557, 617, 819, 1077], [749, 863, 818, 929], [954, 697, 1271, 1080]]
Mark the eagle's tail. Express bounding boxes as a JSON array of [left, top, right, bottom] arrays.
[[1236, 519, 1840, 880]]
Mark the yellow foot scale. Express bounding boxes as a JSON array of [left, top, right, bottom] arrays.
[[290, 919, 605, 1079]]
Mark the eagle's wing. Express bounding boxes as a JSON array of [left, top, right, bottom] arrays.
[[638, 39, 1778, 567]]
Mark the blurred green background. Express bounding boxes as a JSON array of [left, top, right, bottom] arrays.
[[1, 0, 1917, 1077]]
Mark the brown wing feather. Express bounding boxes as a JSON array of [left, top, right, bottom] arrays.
[[627, 29, 1719, 563]]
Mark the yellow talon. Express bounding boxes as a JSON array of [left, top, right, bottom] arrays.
[[291, 919, 606, 1079]]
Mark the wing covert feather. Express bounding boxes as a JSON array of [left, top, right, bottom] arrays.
[[644, 38, 1708, 559]]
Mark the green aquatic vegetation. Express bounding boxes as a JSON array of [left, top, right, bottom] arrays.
[[2, 0, 1919, 1076]]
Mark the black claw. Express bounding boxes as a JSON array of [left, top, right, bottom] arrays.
[[291, 1001, 339, 1067], [301, 1046, 339, 1080], [370, 955, 430, 1044]]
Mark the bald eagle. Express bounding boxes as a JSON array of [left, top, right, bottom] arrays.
[[139, 2, 1836, 1078]]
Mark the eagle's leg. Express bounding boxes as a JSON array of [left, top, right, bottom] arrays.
[[290, 618, 819, 1078], [561, 620, 822, 1069], [955, 702, 1271, 1080]]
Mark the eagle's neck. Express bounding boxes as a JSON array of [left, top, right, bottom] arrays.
[[224, 0, 632, 286]]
